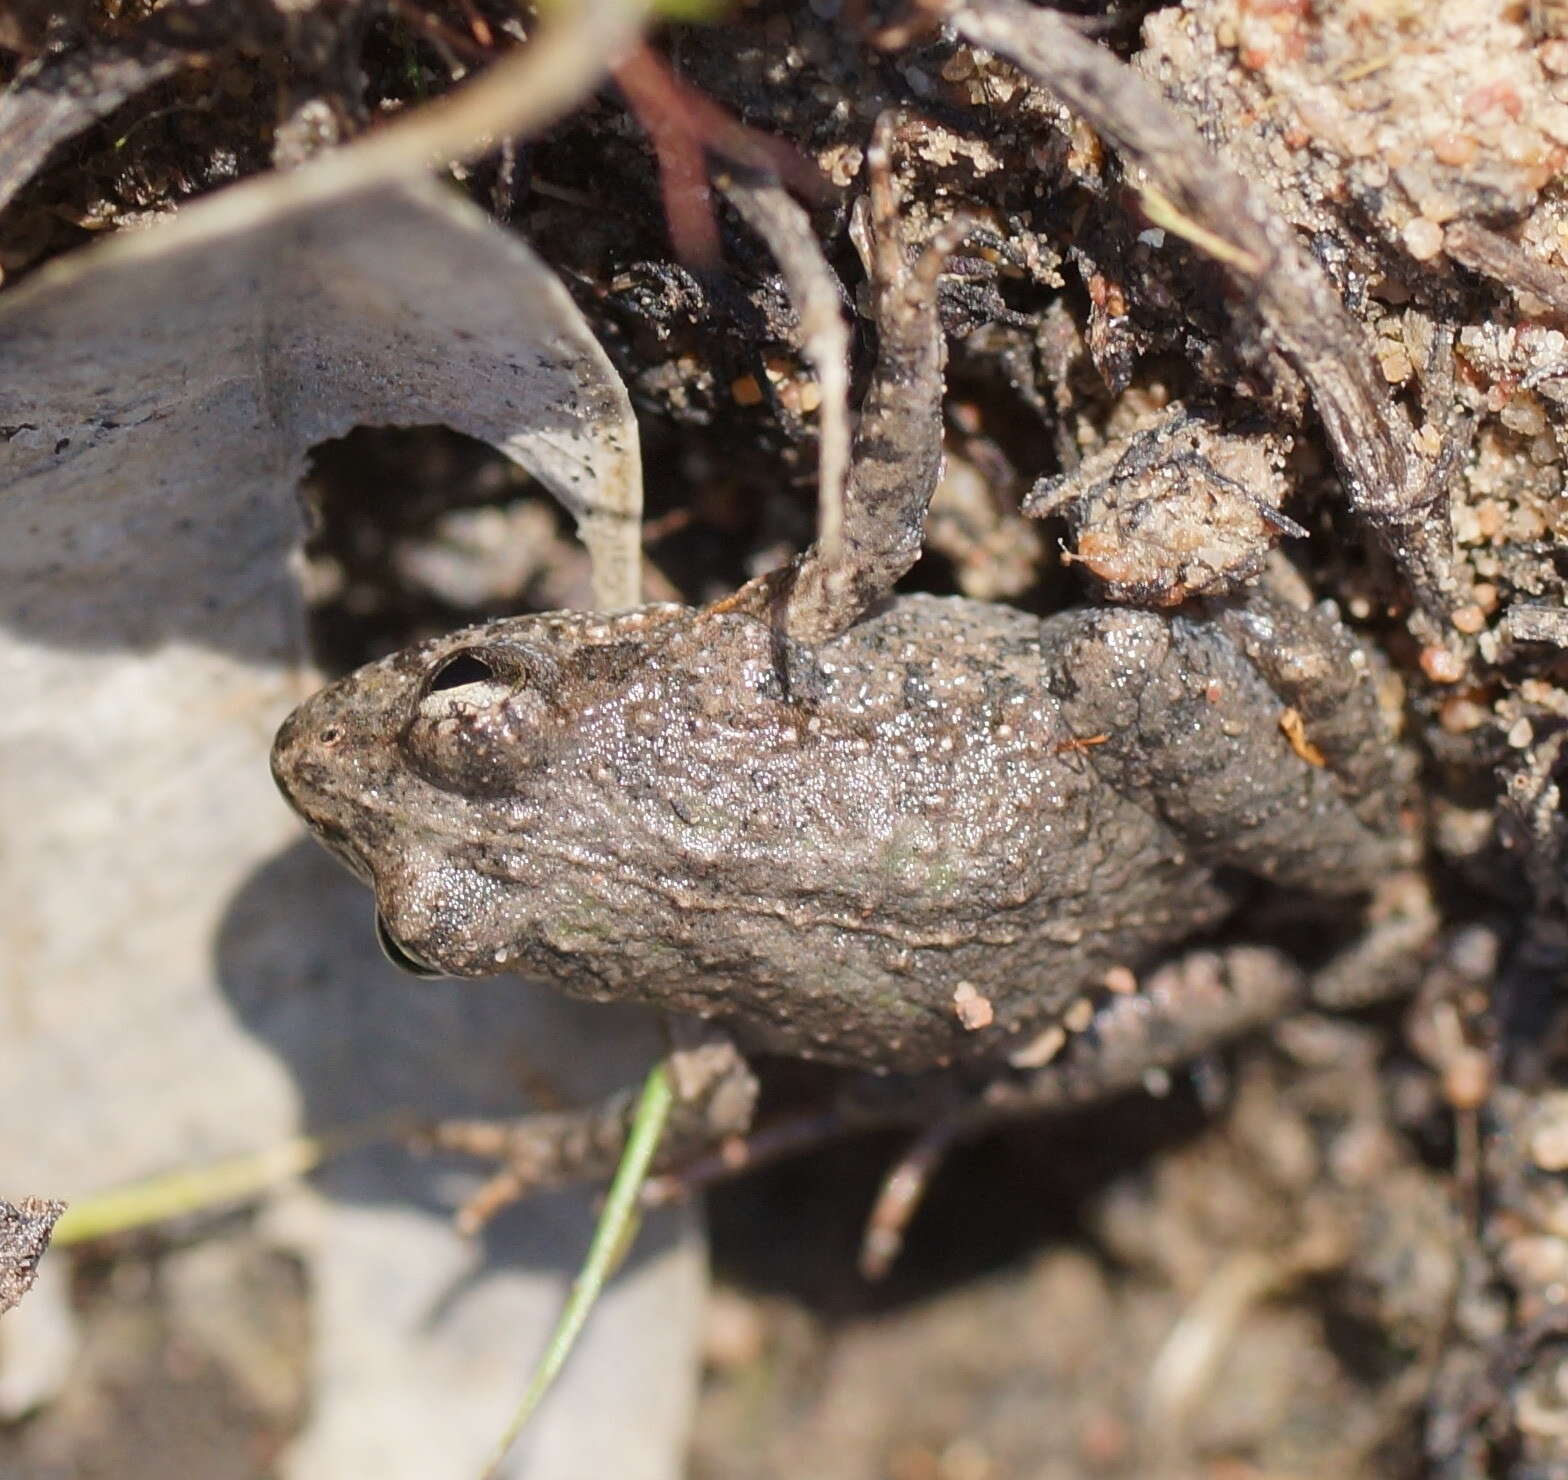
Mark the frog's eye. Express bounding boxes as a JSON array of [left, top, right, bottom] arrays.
[[418, 647, 525, 714], [414, 645, 539, 736], [428, 649, 499, 693], [375, 910, 448, 978], [404, 639, 556, 794]]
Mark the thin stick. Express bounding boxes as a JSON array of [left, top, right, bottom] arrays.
[[859, 1117, 962, 1280], [615, 47, 722, 266], [720, 175, 852, 572], [79, 0, 658, 252]]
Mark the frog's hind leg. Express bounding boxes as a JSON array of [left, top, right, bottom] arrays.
[[972, 945, 1306, 1119], [847, 915, 1440, 1274], [844, 944, 1309, 1278], [743, 114, 973, 643], [1040, 603, 1412, 895], [665, 946, 1309, 1279], [1208, 559, 1409, 837]]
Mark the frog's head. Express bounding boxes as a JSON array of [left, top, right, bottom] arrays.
[[270, 600, 802, 987]]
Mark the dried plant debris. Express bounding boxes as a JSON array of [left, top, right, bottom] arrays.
[[953, 0, 1458, 625], [1138, 0, 1568, 286], [1108, 0, 1568, 698], [1028, 407, 1300, 605], [0, 1199, 63, 1318], [0, 0, 267, 219]]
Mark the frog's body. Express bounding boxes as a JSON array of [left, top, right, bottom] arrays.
[[270, 119, 1417, 1199], [272, 591, 1403, 1075]]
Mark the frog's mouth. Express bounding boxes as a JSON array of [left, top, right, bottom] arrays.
[[374, 910, 448, 978], [309, 821, 374, 886]]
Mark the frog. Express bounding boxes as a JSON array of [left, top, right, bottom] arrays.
[[272, 587, 1408, 1074], [270, 120, 1420, 1227]]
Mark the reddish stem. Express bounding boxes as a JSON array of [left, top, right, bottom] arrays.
[[613, 44, 828, 267]]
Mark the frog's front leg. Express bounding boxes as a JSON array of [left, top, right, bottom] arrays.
[[415, 926, 1427, 1262], [1041, 594, 1413, 893], [749, 117, 966, 642], [422, 1030, 757, 1232]]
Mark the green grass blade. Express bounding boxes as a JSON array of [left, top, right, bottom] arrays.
[[480, 1060, 675, 1478], [51, 1115, 412, 1246]]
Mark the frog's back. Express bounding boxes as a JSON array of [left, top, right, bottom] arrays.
[[576, 593, 1233, 1072]]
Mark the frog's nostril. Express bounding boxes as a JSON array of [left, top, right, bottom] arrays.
[[271, 708, 332, 795], [274, 704, 347, 767]]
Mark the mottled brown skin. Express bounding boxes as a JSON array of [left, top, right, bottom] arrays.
[[272, 587, 1408, 1077], [272, 122, 1412, 1152]]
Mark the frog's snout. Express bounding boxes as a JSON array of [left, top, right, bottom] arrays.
[[270, 693, 381, 886], [270, 704, 306, 771], [270, 691, 355, 814], [270, 706, 314, 816]]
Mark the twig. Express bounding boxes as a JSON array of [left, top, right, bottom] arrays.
[[49, 1114, 416, 1246], [720, 173, 852, 573], [615, 47, 722, 265], [387, 0, 495, 66], [120, 0, 655, 248], [858, 1118, 962, 1279], [614, 46, 826, 200], [1445, 219, 1568, 319]]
